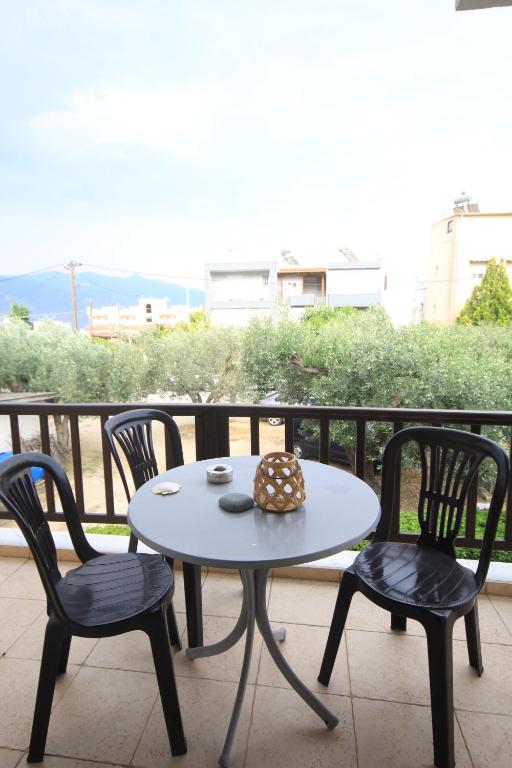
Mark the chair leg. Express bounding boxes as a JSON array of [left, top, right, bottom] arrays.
[[464, 602, 484, 676], [57, 635, 72, 674], [167, 602, 182, 651], [147, 612, 187, 757], [425, 616, 455, 768], [391, 613, 407, 632], [318, 570, 358, 686], [128, 532, 138, 553], [183, 562, 203, 648], [28, 620, 68, 763]]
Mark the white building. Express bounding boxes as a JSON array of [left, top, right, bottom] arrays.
[[204, 263, 278, 326], [326, 261, 383, 309], [88, 298, 194, 338], [205, 258, 384, 325]]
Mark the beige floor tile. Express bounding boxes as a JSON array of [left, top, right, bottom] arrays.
[[6, 613, 97, 666], [348, 628, 512, 714], [83, 630, 155, 674], [173, 614, 263, 685], [201, 572, 244, 618], [0, 598, 45, 655], [452, 596, 512, 645], [16, 756, 124, 768], [46, 666, 158, 764], [85, 613, 185, 672], [0, 657, 79, 751], [457, 710, 512, 768], [257, 622, 350, 696], [0, 558, 27, 585], [267, 577, 339, 626], [453, 640, 512, 715], [488, 596, 512, 637], [246, 686, 355, 768], [0, 561, 45, 601], [347, 628, 431, 705], [84, 617, 185, 674], [133, 677, 254, 768], [354, 698, 472, 768], [345, 592, 403, 633], [0, 748, 23, 768]]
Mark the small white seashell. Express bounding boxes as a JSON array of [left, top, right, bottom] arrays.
[[152, 482, 181, 495]]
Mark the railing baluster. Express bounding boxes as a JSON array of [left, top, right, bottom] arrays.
[[9, 414, 21, 453], [465, 424, 482, 545], [194, 411, 230, 460], [319, 419, 329, 464], [505, 429, 512, 547], [70, 415, 85, 518], [250, 417, 260, 456], [39, 415, 56, 517], [390, 421, 404, 540], [355, 419, 366, 479], [284, 417, 294, 454], [100, 415, 116, 521]]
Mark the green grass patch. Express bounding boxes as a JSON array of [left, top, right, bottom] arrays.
[[85, 524, 131, 536], [350, 508, 512, 563]]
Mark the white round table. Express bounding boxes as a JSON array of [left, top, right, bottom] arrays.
[[128, 456, 380, 767]]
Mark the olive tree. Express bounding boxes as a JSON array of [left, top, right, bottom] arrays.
[[134, 324, 242, 403]]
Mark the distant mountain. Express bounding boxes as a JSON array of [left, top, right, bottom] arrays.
[[0, 271, 205, 328]]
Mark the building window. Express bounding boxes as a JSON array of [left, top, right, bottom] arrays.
[[447, 220, 453, 234], [303, 274, 323, 296], [145, 303, 152, 314], [146, 317, 152, 323]]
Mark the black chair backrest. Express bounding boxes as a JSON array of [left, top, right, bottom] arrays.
[[375, 426, 509, 587], [104, 409, 184, 501], [0, 452, 99, 622]]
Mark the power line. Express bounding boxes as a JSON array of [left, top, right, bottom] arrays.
[[0, 265, 63, 283]]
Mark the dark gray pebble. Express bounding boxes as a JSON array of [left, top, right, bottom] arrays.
[[219, 493, 254, 513]]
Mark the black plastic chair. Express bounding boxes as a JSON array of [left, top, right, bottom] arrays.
[[318, 426, 509, 768], [104, 409, 203, 649], [0, 452, 186, 763]]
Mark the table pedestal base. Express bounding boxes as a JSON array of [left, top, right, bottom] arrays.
[[186, 568, 339, 768]]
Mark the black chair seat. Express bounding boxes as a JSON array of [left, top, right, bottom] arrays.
[[354, 542, 477, 610], [57, 553, 173, 627]]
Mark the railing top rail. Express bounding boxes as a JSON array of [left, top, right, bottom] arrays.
[[1, 400, 512, 425]]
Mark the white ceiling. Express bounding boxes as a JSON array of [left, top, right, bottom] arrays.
[[456, 0, 512, 9]]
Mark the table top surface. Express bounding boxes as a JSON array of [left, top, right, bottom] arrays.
[[128, 456, 381, 569]]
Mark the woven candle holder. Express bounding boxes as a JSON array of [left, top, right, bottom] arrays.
[[253, 451, 306, 512]]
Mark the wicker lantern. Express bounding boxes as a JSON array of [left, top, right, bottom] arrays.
[[253, 451, 306, 512]]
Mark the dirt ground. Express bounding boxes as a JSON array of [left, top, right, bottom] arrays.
[[1, 417, 287, 526]]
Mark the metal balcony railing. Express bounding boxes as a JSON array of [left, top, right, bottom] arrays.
[[1, 401, 511, 552]]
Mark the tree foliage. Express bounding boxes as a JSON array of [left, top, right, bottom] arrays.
[[239, 307, 512, 467], [457, 258, 512, 326], [9, 302, 32, 327], [133, 324, 240, 403]]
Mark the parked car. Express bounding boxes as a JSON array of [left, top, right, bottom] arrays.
[[292, 419, 351, 468], [258, 391, 285, 426]]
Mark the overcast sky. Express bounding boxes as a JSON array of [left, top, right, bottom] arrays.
[[0, 1, 511, 288]]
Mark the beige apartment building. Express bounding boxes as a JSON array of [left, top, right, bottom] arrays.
[[424, 211, 512, 324]]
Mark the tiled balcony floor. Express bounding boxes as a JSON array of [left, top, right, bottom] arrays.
[[1, 556, 512, 768]]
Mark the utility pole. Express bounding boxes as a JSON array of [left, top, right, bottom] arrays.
[[65, 261, 82, 332]]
